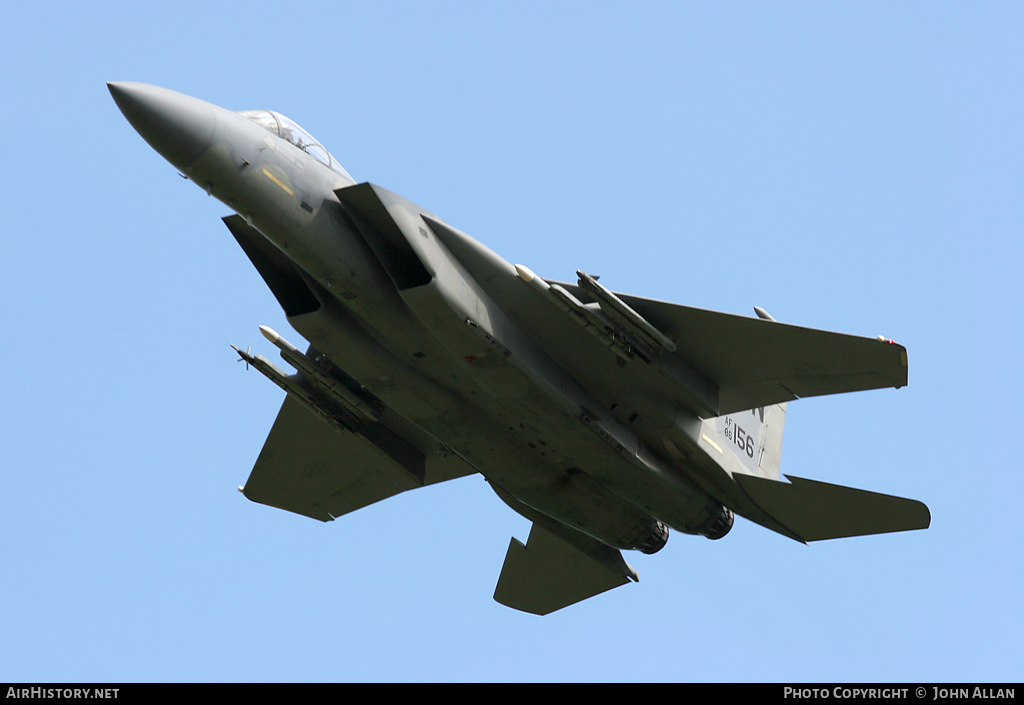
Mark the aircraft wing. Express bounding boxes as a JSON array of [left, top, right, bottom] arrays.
[[409, 205, 907, 417], [242, 396, 475, 521], [228, 205, 477, 521], [567, 287, 909, 415]]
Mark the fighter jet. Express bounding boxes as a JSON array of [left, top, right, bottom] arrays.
[[110, 82, 930, 615]]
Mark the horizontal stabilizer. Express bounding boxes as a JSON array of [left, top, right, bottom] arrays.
[[493, 523, 637, 615], [734, 473, 930, 542]]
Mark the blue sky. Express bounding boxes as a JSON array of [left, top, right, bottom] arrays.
[[1, 1, 1020, 682]]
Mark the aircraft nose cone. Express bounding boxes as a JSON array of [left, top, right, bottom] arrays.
[[108, 82, 216, 169]]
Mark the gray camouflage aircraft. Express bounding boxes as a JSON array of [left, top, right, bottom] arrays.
[[110, 82, 930, 614]]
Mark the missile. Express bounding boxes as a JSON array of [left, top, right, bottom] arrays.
[[258, 326, 381, 421], [231, 343, 356, 435], [515, 264, 635, 359], [576, 270, 676, 353], [233, 332, 425, 484], [516, 264, 679, 360], [515, 264, 718, 412]]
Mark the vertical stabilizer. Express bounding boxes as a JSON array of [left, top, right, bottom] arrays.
[[701, 402, 787, 481]]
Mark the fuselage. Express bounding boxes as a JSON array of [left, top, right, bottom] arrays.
[[110, 82, 751, 554]]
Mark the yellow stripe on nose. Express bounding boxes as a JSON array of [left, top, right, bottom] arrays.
[[262, 167, 294, 196]]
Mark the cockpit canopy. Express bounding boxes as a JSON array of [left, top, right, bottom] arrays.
[[238, 109, 351, 179]]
